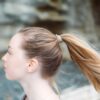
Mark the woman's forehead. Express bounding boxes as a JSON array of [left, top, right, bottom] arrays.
[[9, 34, 23, 49]]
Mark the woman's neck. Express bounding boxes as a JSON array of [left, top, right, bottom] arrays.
[[19, 75, 59, 100]]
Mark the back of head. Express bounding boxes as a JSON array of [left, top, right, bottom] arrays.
[[18, 27, 63, 78], [18, 27, 100, 92]]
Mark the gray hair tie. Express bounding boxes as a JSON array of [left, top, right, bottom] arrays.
[[56, 34, 63, 43]]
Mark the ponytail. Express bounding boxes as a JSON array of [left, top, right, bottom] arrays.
[[61, 34, 100, 92]]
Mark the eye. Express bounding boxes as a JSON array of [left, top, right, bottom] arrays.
[[7, 49, 11, 55]]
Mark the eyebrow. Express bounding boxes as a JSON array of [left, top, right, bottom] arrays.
[[8, 45, 12, 49]]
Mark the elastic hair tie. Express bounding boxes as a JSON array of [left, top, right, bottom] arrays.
[[56, 34, 63, 43]]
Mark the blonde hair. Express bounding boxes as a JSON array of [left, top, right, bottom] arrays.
[[61, 34, 100, 92], [18, 27, 100, 92]]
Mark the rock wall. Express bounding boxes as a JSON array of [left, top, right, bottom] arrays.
[[0, 0, 100, 100], [0, 0, 99, 60]]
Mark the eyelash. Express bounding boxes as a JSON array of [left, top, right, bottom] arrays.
[[7, 50, 11, 55]]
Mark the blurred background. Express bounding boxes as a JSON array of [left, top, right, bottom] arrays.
[[0, 0, 100, 100]]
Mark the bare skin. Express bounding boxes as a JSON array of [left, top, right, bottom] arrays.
[[2, 34, 60, 100], [20, 73, 59, 100]]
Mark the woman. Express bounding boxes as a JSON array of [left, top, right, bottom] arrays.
[[1, 27, 100, 100]]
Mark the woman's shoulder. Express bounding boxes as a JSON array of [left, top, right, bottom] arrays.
[[51, 80, 61, 98]]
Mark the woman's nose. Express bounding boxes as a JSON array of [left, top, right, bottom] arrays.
[[1, 54, 6, 62], [1, 54, 7, 69]]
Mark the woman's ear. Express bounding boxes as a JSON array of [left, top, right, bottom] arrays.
[[27, 58, 39, 73]]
